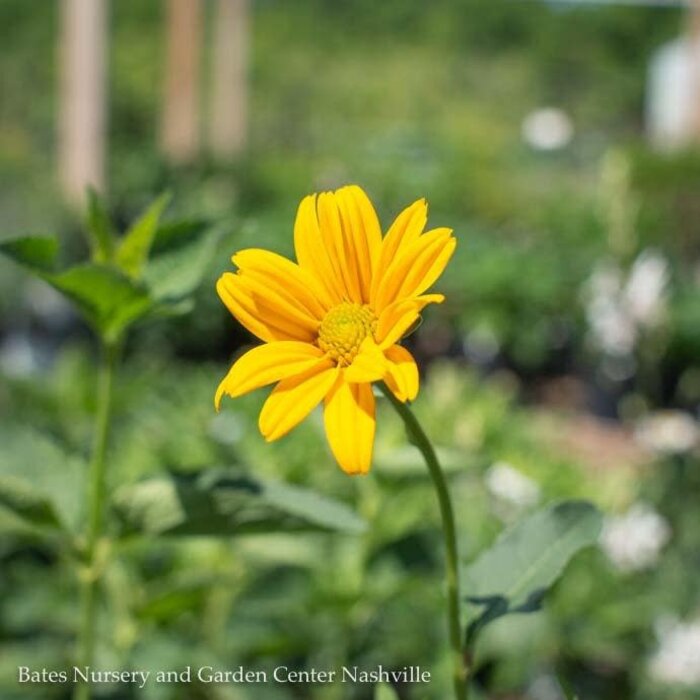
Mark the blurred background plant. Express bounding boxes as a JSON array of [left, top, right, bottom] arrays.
[[1, 0, 700, 699]]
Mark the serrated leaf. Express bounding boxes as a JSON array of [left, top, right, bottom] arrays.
[[462, 500, 602, 644], [0, 425, 86, 533], [0, 235, 59, 271], [113, 470, 367, 537], [116, 193, 172, 279], [44, 263, 153, 341], [85, 187, 114, 262]]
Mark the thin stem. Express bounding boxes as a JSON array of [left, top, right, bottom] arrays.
[[74, 340, 118, 700], [379, 383, 468, 700]]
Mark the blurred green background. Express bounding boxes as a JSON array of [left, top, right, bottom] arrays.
[[1, 0, 700, 698]]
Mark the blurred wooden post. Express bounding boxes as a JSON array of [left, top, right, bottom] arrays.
[[689, 0, 700, 139], [209, 0, 249, 158], [161, 0, 202, 164], [58, 0, 108, 205]]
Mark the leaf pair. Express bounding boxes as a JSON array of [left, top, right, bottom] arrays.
[[0, 425, 366, 540], [85, 189, 170, 278], [0, 192, 215, 343]]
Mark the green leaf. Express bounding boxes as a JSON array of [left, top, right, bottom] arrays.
[[0, 425, 86, 533], [44, 263, 153, 341], [461, 500, 602, 644], [0, 235, 59, 271], [150, 217, 211, 255], [144, 221, 220, 303], [113, 470, 367, 537], [85, 187, 114, 262], [116, 193, 172, 279], [0, 477, 62, 529], [0, 236, 154, 341]]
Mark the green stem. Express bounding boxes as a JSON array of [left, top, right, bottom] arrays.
[[74, 341, 118, 700], [379, 383, 468, 700]]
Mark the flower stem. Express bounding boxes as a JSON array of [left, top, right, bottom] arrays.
[[74, 340, 118, 700], [379, 383, 468, 700]]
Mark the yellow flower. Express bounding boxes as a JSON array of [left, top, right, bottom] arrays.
[[215, 185, 455, 475]]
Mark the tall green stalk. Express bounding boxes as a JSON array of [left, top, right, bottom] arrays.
[[74, 340, 118, 700], [379, 383, 468, 700]]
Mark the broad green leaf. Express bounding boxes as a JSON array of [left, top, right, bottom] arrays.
[[113, 470, 367, 537], [0, 235, 59, 271], [462, 500, 602, 644], [0, 425, 86, 533], [144, 221, 219, 303], [85, 187, 114, 262], [44, 263, 153, 341], [116, 193, 172, 279]]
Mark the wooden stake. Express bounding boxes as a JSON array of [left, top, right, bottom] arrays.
[[58, 0, 108, 205], [209, 0, 249, 158], [161, 0, 203, 164]]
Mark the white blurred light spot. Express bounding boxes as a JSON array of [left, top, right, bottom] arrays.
[[485, 462, 540, 510], [635, 410, 699, 455], [522, 108, 574, 151], [649, 616, 700, 686], [600, 503, 671, 573]]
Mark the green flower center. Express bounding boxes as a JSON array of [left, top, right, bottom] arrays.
[[318, 302, 377, 366]]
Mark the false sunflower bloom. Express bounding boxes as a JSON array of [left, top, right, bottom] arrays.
[[215, 185, 455, 475]]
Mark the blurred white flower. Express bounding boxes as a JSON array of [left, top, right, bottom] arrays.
[[635, 410, 699, 455], [486, 462, 540, 514], [600, 503, 671, 572], [649, 616, 700, 686], [522, 108, 574, 151], [584, 250, 669, 360], [586, 261, 635, 356]]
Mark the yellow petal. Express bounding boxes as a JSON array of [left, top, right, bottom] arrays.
[[217, 274, 281, 343], [324, 379, 375, 475], [371, 198, 427, 303], [317, 191, 363, 303], [373, 228, 455, 312], [344, 336, 388, 383], [397, 233, 456, 301], [294, 194, 343, 307], [232, 248, 330, 319], [259, 364, 339, 441], [215, 341, 328, 409], [384, 344, 419, 402], [335, 185, 382, 303], [375, 293, 445, 349], [217, 272, 317, 343], [236, 273, 320, 335]]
